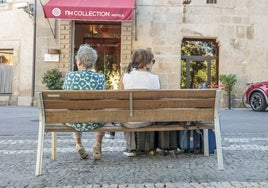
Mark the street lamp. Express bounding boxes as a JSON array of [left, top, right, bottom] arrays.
[[182, 0, 191, 23], [15, 2, 34, 17], [183, 0, 192, 5]]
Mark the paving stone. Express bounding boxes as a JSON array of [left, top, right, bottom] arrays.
[[0, 107, 268, 188]]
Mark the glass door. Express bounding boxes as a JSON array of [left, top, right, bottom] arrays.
[[75, 22, 121, 89]]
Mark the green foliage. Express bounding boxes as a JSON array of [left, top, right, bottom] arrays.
[[219, 74, 237, 94], [95, 55, 120, 89], [181, 41, 206, 56], [181, 41, 216, 56], [42, 69, 64, 90]]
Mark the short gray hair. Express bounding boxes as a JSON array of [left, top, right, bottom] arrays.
[[75, 44, 98, 68]]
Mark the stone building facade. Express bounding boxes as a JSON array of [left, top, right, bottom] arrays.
[[0, 0, 267, 106]]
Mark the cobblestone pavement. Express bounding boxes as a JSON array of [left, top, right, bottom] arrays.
[[0, 106, 268, 188]]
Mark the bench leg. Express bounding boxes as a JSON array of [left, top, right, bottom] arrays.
[[214, 120, 224, 170], [35, 121, 45, 176], [51, 132, 57, 160], [203, 129, 209, 157], [214, 89, 224, 170]]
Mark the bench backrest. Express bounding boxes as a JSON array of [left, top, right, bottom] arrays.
[[37, 89, 221, 124]]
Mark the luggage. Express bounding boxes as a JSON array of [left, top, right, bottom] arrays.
[[157, 131, 178, 151], [177, 130, 202, 153], [135, 131, 156, 153], [201, 129, 216, 154]]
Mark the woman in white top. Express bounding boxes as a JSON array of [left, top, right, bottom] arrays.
[[119, 49, 160, 156]]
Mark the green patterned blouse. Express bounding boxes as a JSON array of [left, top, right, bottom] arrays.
[[63, 69, 106, 131]]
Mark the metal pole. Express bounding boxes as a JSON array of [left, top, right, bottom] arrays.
[[228, 84, 231, 109], [31, 0, 37, 106]]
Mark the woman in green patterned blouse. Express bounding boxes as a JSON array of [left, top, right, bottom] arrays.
[[63, 44, 105, 160]]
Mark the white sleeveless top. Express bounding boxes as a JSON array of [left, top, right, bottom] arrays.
[[122, 70, 160, 90], [122, 70, 160, 128]]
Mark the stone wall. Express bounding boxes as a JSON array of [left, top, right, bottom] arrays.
[[120, 22, 133, 71], [58, 21, 72, 73], [132, 0, 268, 102], [1, 0, 267, 106], [0, 0, 35, 106]]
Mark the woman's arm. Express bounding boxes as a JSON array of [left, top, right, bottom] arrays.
[[118, 76, 124, 90]]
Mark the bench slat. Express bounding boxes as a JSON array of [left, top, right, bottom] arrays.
[[45, 123, 215, 132], [44, 108, 214, 123], [44, 98, 215, 109], [44, 99, 129, 109], [42, 89, 216, 100]]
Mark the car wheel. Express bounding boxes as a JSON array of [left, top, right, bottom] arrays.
[[250, 92, 267, 112]]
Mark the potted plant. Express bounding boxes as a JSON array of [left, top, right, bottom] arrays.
[[42, 69, 64, 90], [219, 74, 237, 109]]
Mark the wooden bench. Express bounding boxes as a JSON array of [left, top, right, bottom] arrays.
[[35, 89, 224, 176]]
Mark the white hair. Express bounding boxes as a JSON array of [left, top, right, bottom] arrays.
[[75, 44, 98, 68]]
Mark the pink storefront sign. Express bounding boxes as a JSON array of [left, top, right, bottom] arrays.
[[43, 0, 135, 21]]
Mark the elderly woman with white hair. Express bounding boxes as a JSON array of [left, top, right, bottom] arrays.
[[63, 44, 105, 160]]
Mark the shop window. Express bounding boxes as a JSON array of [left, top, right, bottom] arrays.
[[181, 39, 219, 89], [0, 49, 13, 94], [207, 0, 217, 4], [75, 22, 121, 89]]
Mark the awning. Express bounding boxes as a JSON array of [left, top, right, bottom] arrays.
[[43, 0, 135, 21]]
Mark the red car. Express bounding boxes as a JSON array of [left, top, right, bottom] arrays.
[[243, 81, 268, 111]]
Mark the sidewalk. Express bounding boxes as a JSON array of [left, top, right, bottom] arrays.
[[0, 106, 268, 187]]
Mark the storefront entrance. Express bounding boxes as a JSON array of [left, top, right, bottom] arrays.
[[74, 22, 121, 89]]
